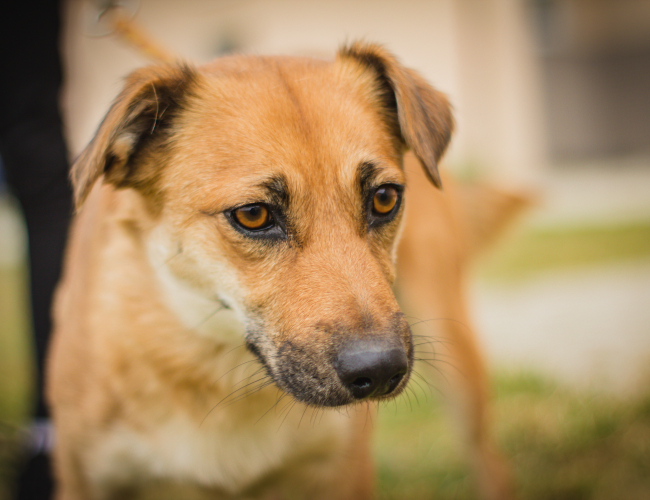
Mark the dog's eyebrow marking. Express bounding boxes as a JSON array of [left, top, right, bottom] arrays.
[[355, 161, 380, 235], [262, 175, 290, 208], [357, 161, 380, 198], [357, 159, 404, 194], [259, 174, 305, 248]]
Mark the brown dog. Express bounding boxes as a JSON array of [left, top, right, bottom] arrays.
[[47, 42, 517, 499]]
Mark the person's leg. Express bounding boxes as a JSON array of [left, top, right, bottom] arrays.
[[0, 1, 72, 498]]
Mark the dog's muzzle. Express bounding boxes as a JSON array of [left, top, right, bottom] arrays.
[[247, 315, 413, 407]]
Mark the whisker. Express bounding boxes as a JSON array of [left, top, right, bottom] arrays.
[[221, 379, 275, 408], [406, 384, 421, 408], [222, 343, 246, 357], [242, 366, 267, 384], [277, 400, 299, 431], [202, 375, 271, 425], [414, 359, 453, 385], [408, 317, 472, 331], [362, 402, 370, 431], [220, 375, 271, 404], [412, 370, 441, 398], [275, 396, 297, 425], [411, 335, 455, 347], [255, 390, 288, 425], [403, 386, 413, 412], [409, 374, 430, 402], [192, 304, 226, 330], [311, 406, 320, 426], [215, 359, 258, 383], [298, 404, 310, 429], [413, 349, 458, 359], [414, 357, 461, 373]]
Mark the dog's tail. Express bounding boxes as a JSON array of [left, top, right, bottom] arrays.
[[456, 181, 535, 259]]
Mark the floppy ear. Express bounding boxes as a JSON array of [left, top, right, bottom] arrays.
[[338, 42, 454, 188], [70, 63, 197, 208]]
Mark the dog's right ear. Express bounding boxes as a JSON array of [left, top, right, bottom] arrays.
[[71, 64, 197, 209], [338, 42, 454, 189]]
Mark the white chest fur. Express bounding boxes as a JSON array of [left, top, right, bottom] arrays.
[[87, 401, 352, 494]]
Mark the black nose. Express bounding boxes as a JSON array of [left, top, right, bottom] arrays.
[[335, 340, 408, 400]]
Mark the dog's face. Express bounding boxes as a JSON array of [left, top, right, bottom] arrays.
[[71, 44, 453, 407]]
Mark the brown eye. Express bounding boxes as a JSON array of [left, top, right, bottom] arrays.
[[373, 186, 398, 215], [233, 204, 272, 230]]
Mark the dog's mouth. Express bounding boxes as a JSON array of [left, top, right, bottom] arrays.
[[245, 330, 413, 408]]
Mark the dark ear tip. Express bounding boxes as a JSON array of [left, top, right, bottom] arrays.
[[423, 163, 443, 189], [337, 41, 394, 67]]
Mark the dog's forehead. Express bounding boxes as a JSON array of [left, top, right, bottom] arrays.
[[166, 55, 403, 208]]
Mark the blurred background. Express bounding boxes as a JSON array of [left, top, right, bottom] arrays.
[[1, 0, 649, 498]]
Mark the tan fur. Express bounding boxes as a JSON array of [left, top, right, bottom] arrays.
[[48, 43, 518, 500], [397, 156, 527, 500]]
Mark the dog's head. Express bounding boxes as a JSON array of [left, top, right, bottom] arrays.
[[72, 43, 453, 407]]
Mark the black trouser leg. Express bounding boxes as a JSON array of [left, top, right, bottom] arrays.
[[0, 2, 72, 498]]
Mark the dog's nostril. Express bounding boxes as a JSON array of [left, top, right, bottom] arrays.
[[335, 340, 408, 400], [351, 377, 373, 390]]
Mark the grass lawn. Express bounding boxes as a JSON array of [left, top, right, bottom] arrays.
[[375, 372, 650, 499], [0, 264, 32, 500]]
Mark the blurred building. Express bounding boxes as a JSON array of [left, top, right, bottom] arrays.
[[61, 0, 543, 184], [62, 0, 650, 184], [534, 0, 650, 162]]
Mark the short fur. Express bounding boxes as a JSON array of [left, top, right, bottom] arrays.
[[48, 43, 517, 499]]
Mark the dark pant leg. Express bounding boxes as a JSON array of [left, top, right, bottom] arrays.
[[0, 0, 72, 422], [0, 2, 72, 498]]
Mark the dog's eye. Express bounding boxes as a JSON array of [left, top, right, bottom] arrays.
[[233, 204, 273, 230], [372, 185, 399, 215]]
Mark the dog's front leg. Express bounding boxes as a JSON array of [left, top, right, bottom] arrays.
[[51, 438, 93, 500], [429, 317, 513, 500], [397, 275, 513, 500], [51, 428, 138, 500]]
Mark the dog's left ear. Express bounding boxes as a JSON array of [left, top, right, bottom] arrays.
[[338, 42, 454, 188]]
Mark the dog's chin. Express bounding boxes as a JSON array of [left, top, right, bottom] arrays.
[[245, 340, 411, 407]]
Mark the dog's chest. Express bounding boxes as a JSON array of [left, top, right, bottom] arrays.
[[88, 403, 351, 494]]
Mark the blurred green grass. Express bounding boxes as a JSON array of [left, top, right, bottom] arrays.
[[0, 265, 32, 427], [477, 221, 650, 281], [376, 372, 650, 499], [0, 264, 32, 500], [1, 217, 650, 498]]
